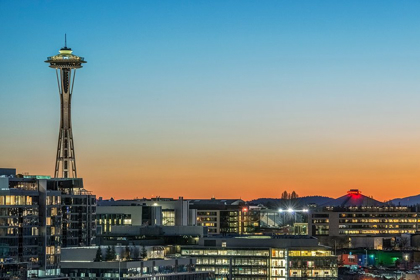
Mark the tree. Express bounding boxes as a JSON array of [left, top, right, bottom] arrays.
[[111, 245, 116, 261], [94, 246, 102, 262], [291, 191, 299, 199], [124, 245, 131, 260], [395, 258, 401, 268], [281, 191, 299, 200], [105, 246, 113, 261], [141, 245, 148, 260], [133, 246, 140, 260]]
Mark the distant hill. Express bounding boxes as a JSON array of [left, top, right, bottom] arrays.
[[320, 190, 384, 207], [390, 194, 420, 206], [299, 196, 335, 205], [250, 193, 420, 208], [249, 196, 334, 209]]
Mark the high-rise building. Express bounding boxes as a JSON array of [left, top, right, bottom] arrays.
[[0, 168, 96, 277], [45, 37, 86, 179]]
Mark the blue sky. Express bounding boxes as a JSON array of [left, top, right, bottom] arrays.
[[1, 1, 420, 199]]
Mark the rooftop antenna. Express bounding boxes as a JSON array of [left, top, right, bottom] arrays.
[[65, 33, 67, 48]]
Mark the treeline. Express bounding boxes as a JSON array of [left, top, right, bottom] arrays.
[[280, 191, 299, 200], [94, 245, 148, 262]]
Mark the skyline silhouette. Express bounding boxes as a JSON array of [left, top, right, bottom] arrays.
[[1, 1, 420, 200]]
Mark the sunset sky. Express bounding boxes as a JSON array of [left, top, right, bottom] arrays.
[[1, 1, 420, 201]]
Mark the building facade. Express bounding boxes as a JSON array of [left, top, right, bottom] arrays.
[[309, 206, 419, 238], [97, 197, 195, 232], [60, 246, 215, 280], [308, 189, 420, 249], [190, 199, 260, 235], [0, 168, 96, 277], [181, 236, 337, 280]]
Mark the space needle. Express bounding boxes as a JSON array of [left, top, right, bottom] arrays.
[[45, 36, 86, 178]]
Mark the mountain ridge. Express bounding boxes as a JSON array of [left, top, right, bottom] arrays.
[[249, 194, 420, 207]]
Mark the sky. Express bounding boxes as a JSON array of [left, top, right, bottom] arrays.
[[1, 1, 420, 201]]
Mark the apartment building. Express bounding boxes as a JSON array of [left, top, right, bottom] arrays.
[[0, 168, 96, 277]]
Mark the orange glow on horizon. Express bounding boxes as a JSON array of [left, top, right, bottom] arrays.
[[5, 134, 420, 202]]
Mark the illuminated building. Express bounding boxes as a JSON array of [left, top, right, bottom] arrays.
[[181, 236, 338, 280], [190, 199, 260, 235], [96, 197, 195, 232], [309, 189, 419, 248], [95, 198, 205, 246], [97, 225, 206, 246], [0, 262, 28, 280], [60, 246, 215, 279], [57, 179, 96, 247], [96, 205, 161, 233], [45, 37, 86, 179], [0, 168, 96, 277]]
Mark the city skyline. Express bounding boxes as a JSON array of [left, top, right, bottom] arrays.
[[2, 1, 420, 201]]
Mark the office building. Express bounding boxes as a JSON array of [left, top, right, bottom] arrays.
[[181, 236, 337, 280], [309, 189, 420, 249], [190, 199, 260, 235], [97, 197, 195, 234], [96, 225, 206, 247], [60, 246, 215, 280]]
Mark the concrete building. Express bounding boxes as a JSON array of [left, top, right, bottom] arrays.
[[181, 236, 337, 280], [98, 225, 206, 246], [0, 168, 96, 277], [190, 199, 260, 235], [97, 205, 162, 233], [97, 197, 195, 232], [309, 189, 420, 249], [60, 246, 215, 280]]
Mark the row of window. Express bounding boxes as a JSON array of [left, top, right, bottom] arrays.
[[339, 229, 416, 235], [338, 224, 416, 229], [183, 249, 270, 257], [196, 258, 269, 266], [0, 196, 33, 206], [339, 219, 418, 223]]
